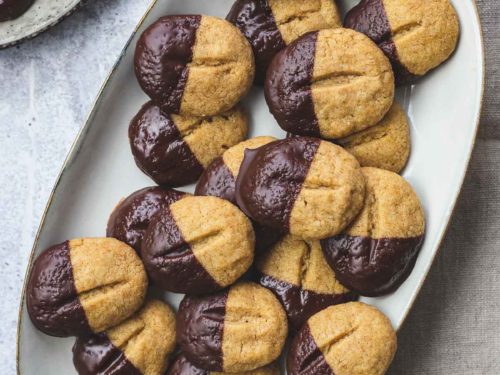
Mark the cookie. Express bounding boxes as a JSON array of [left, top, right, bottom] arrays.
[[287, 302, 397, 375], [26, 238, 147, 337], [177, 282, 287, 373], [227, 0, 341, 83], [195, 136, 282, 253], [72, 300, 176, 375], [142, 196, 254, 294], [265, 28, 394, 139], [129, 102, 247, 187], [134, 15, 254, 116], [256, 235, 357, 331], [344, 0, 459, 85], [321, 167, 425, 296], [0, 0, 34, 21], [106, 186, 186, 254], [167, 354, 280, 375], [235, 137, 365, 240]]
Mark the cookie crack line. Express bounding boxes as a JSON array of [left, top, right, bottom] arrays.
[[321, 324, 359, 355], [391, 21, 423, 41], [116, 323, 147, 352], [339, 130, 390, 148], [311, 71, 366, 88], [298, 240, 313, 288], [77, 280, 128, 300], [275, 8, 322, 27]]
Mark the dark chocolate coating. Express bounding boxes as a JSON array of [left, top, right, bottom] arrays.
[[129, 101, 204, 187], [235, 137, 320, 231], [344, 0, 419, 85], [134, 15, 201, 112], [73, 333, 142, 375], [166, 353, 208, 375], [141, 206, 221, 294], [177, 292, 228, 372], [321, 234, 425, 296], [0, 0, 34, 21], [227, 0, 286, 84], [259, 274, 358, 331], [106, 186, 185, 254], [287, 324, 333, 375], [26, 241, 91, 337], [264, 32, 320, 137]]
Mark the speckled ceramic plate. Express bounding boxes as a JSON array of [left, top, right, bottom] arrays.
[[0, 0, 82, 49], [17, 0, 484, 373]]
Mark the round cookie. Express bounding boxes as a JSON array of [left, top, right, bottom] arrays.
[[235, 136, 366, 240], [321, 167, 425, 296], [0, 0, 33, 21], [26, 238, 147, 337], [73, 300, 176, 375], [129, 102, 247, 187], [287, 302, 397, 375], [177, 282, 288, 373], [106, 186, 186, 254], [195, 136, 282, 253], [256, 235, 357, 331], [134, 15, 254, 116], [167, 354, 280, 375], [227, 0, 341, 83], [142, 196, 254, 294], [344, 0, 459, 85], [265, 28, 394, 139]]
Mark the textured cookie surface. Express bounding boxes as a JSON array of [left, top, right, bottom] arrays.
[[142, 196, 254, 294], [26, 238, 147, 337], [344, 0, 459, 85], [321, 167, 425, 296], [73, 300, 176, 375], [287, 302, 397, 375], [135, 15, 254, 116], [257, 235, 357, 330], [0, 0, 34, 21], [129, 102, 247, 187], [265, 28, 394, 139], [227, 0, 340, 83], [106, 186, 186, 254], [177, 282, 288, 372], [236, 137, 365, 239]]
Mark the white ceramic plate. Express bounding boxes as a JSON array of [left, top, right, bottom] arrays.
[[0, 0, 82, 49], [17, 0, 484, 373]]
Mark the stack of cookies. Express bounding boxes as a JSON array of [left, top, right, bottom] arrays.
[[26, 0, 459, 374]]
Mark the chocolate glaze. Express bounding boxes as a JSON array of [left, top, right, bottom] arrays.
[[166, 353, 208, 375], [227, 0, 286, 84], [344, 0, 418, 85], [106, 186, 185, 255], [287, 324, 333, 375], [134, 15, 201, 112], [73, 333, 142, 375], [129, 101, 204, 187], [264, 32, 320, 137], [26, 241, 91, 337], [177, 291, 228, 372], [0, 0, 34, 21], [141, 206, 221, 294], [235, 137, 320, 231], [321, 234, 425, 296], [259, 274, 358, 331]]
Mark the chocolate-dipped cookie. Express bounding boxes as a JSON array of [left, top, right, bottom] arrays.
[[27, 238, 147, 337], [195, 136, 282, 253], [227, 0, 341, 83], [265, 28, 394, 139], [167, 353, 280, 375], [0, 0, 34, 21], [107, 186, 186, 254], [142, 196, 254, 294], [177, 282, 287, 373], [256, 235, 357, 331], [344, 0, 459, 85], [129, 102, 247, 187], [235, 137, 365, 240], [73, 300, 176, 375], [287, 302, 397, 375], [134, 15, 254, 116], [321, 167, 425, 296]]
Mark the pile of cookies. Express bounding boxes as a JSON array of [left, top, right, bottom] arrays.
[[26, 0, 459, 374]]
